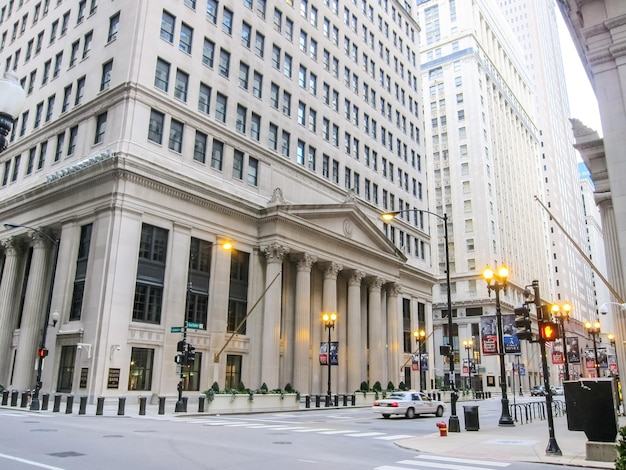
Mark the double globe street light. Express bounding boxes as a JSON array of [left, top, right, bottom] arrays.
[[0, 71, 27, 154]]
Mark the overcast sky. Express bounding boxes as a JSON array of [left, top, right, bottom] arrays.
[[557, 14, 603, 136]]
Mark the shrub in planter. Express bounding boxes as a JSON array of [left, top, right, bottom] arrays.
[[398, 382, 407, 391], [359, 381, 369, 393], [616, 426, 626, 470], [284, 383, 293, 393], [386, 381, 395, 391], [260, 383, 269, 394], [372, 381, 382, 392]]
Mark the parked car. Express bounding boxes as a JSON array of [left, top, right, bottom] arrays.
[[530, 385, 546, 396], [372, 391, 445, 419], [552, 386, 564, 395]]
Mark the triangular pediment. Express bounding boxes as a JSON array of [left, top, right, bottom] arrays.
[[259, 202, 404, 261]]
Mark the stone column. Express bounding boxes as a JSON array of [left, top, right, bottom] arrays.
[[260, 243, 289, 389], [12, 232, 54, 390], [367, 276, 384, 387], [386, 282, 401, 388], [321, 262, 342, 396], [292, 253, 316, 394], [0, 238, 23, 385], [347, 270, 365, 393]]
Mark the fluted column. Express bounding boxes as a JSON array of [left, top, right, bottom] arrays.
[[292, 253, 316, 394], [12, 233, 54, 390], [0, 238, 23, 385], [321, 262, 342, 395], [260, 243, 289, 389], [367, 276, 384, 386], [386, 282, 401, 388], [347, 270, 365, 393]]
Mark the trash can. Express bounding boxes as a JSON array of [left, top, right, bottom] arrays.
[[463, 405, 480, 431]]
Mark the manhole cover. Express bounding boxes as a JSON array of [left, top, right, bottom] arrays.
[[48, 451, 84, 458], [272, 441, 292, 445], [23, 420, 39, 423], [31, 429, 57, 432], [103, 435, 124, 438]]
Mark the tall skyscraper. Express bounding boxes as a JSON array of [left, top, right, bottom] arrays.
[[417, 0, 553, 389], [0, 0, 439, 399]]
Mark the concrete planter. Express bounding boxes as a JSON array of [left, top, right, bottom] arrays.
[[205, 393, 300, 413], [354, 392, 383, 406]]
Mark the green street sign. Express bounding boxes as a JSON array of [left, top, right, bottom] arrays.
[[170, 327, 183, 333], [186, 322, 202, 329]]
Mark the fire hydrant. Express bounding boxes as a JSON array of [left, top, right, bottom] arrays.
[[436, 421, 448, 437]]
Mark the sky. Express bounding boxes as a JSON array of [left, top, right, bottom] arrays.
[[556, 13, 603, 136]]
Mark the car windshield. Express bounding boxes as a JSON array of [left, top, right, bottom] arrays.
[[388, 393, 407, 399]]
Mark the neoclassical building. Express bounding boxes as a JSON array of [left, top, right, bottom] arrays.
[[0, 0, 437, 400]]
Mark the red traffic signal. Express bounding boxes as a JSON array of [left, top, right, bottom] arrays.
[[38, 348, 48, 358], [540, 322, 560, 341]]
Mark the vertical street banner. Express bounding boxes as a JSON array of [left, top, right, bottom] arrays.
[[552, 339, 564, 364], [319, 342, 339, 365], [420, 353, 429, 371], [566, 337, 581, 364], [412, 354, 419, 371], [503, 313, 520, 354], [480, 315, 498, 355], [584, 348, 596, 369]]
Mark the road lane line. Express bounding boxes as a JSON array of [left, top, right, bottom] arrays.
[[345, 432, 385, 437], [415, 455, 511, 467], [374, 434, 414, 440], [0, 453, 66, 470]]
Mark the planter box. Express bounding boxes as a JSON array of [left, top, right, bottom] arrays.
[[205, 393, 300, 413], [354, 392, 383, 407]]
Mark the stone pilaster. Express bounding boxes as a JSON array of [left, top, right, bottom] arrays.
[[291, 253, 316, 394]]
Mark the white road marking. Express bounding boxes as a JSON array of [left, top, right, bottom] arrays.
[[0, 452, 67, 470], [415, 456, 510, 467], [374, 434, 414, 440]]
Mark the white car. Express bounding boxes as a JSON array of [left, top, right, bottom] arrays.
[[372, 391, 445, 419]]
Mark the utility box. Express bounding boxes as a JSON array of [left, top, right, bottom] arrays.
[[564, 378, 618, 442]]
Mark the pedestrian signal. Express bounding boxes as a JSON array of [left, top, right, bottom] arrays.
[[540, 322, 560, 341]]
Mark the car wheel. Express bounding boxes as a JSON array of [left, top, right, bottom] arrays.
[[436, 406, 444, 417], [405, 408, 415, 419], [382, 414, 391, 419]]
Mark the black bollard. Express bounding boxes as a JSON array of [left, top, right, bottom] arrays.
[[53, 394, 61, 412], [41, 394, 49, 411], [10, 390, 18, 406], [1, 390, 8, 405], [305, 395, 310, 408], [65, 395, 74, 414], [182, 396, 188, 412], [197, 395, 205, 413], [351, 394, 356, 406], [79, 396, 87, 415], [315, 395, 320, 408], [158, 396, 165, 415], [20, 391, 29, 408], [96, 397, 104, 415], [139, 396, 147, 415], [342, 394, 348, 406], [117, 397, 126, 416]]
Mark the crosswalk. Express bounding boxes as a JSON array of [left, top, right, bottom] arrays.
[[375, 455, 511, 470], [148, 416, 417, 441]]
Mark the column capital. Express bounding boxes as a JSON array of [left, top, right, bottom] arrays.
[[28, 230, 56, 249], [1, 236, 23, 255], [386, 282, 401, 297], [348, 269, 365, 286], [262, 243, 290, 263], [320, 261, 343, 280], [291, 253, 317, 272], [366, 276, 384, 291]]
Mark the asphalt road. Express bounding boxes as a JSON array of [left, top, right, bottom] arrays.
[[0, 401, 591, 470]]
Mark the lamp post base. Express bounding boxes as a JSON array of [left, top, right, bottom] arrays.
[[448, 391, 461, 432], [498, 397, 515, 426], [174, 399, 185, 412], [546, 437, 562, 455]]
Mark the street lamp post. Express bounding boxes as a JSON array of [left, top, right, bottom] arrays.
[[483, 266, 515, 426], [585, 320, 602, 377], [4, 223, 59, 411], [551, 303, 571, 381], [414, 329, 426, 391], [382, 209, 459, 432], [0, 71, 27, 153], [323, 312, 336, 406], [463, 339, 473, 391]]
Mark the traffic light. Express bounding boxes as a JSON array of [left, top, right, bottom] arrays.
[[177, 340, 186, 352], [539, 321, 560, 342], [186, 343, 196, 365], [174, 354, 183, 364], [38, 348, 48, 358], [514, 306, 532, 341]]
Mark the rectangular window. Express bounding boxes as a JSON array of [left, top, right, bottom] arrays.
[[160, 10, 175, 43], [82, 30, 93, 58], [67, 126, 78, 156], [222, 8, 233, 34], [69, 223, 92, 320], [236, 105, 247, 133], [174, 69, 189, 101], [179, 22, 193, 53], [54, 132, 65, 161], [198, 83, 211, 114], [233, 149, 244, 179], [218, 49, 230, 77], [250, 113, 260, 141], [128, 348, 154, 391], [206, 0, 218, 23], [75, 76, 86, 105], [148, 109, 165, 144], [94, 112, 107, 144], [239, 62, 249, 89], [227, 249, 249, 333], [193, 131, 207, 163], [100, 59, 113, 91], [133, 224, 168, 324], [168, 119, 184, 152], [11, 155, 20, 182], [252, 72, 262, 98], [211, 139, 224, 170], [202, 38, 215, 67], [215, 92, 227, 123], [107, 12, 119, 42]]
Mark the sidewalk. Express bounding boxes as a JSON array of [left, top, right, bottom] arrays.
[[395, 399, 621, 468]]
